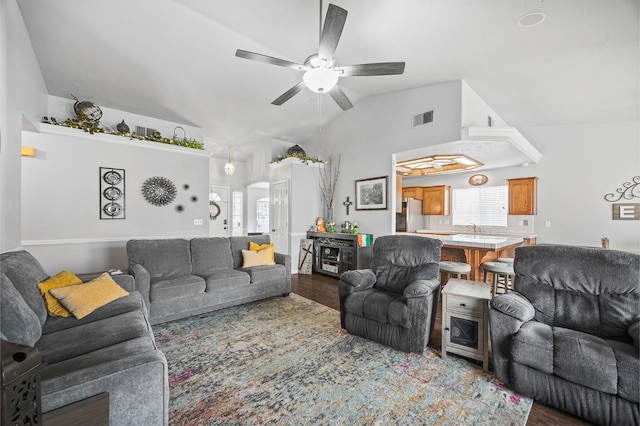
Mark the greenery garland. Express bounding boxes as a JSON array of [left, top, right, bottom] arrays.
[[41, 116, 205, 150], [270, 152, 324, 165]]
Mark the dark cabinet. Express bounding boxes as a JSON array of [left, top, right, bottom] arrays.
[[306, 232, 373, 277]]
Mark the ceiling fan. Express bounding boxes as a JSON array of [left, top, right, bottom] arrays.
[[235, 2, 405, 111]]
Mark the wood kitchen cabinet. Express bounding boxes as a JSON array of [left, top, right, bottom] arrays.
[[402, 186, 423, 200], [422, 185, 450, 215], [508, 177, 538, 215]]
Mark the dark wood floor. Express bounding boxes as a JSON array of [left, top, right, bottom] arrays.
[[291, 273, 591, 426]]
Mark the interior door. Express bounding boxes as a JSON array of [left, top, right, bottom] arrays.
[[209, 187, 229, 237], [270, 180, 289, 255]]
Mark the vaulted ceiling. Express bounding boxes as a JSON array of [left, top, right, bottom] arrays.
[[17, 0, 639, 159]]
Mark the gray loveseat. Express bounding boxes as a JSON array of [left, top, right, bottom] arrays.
[[126, 235, 291, 325], [0, 250, 168, 425], [489, 245, 640, 425]]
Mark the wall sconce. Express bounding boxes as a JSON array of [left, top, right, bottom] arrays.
[[21, 147, 36, 157], [224, 145, 235, 176]]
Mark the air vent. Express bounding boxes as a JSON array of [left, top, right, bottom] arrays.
[[412, 110, 434, 128], [134, 125, 159, 137]]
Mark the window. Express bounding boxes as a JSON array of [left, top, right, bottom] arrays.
[[256, 198, 269, 233], [452, 185, 508, 227], [232, 191, 243, 236]]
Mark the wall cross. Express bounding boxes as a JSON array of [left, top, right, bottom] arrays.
[[343, 196, 353, 215]]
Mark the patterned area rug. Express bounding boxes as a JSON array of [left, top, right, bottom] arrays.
[[153, 294, 532, 425]]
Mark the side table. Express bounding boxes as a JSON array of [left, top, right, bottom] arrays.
[[441, 278, 492, 372]]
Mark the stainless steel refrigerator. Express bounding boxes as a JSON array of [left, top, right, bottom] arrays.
[[396, 198, 423, 232]]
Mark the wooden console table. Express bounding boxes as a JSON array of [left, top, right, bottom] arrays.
[[306, 232, 373, 277]]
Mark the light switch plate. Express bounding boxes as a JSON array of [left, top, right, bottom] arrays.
[[194, 219, 203, 225]]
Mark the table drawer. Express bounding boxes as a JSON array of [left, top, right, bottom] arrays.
[[446, 294, 485, 316]]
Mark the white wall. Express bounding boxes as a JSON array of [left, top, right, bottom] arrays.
[[306, 81, 466, 238], [270, 160, 323, 272], [21, 127, 210, 273], [0, 0, 48, 251], [306, 82, 640, 253]]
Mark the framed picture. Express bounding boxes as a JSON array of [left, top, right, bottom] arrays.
[[355, 176, 388, 210]]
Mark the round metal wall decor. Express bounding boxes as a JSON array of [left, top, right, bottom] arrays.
[[142, 176, 177, 206]]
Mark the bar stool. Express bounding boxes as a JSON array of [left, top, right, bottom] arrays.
[[496, 257, 514, 265], [481, 261, 515, 294], [439, 261, 471, 284]]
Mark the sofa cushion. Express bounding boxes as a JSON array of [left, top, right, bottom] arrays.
[[230, 235, 271, 269], [149, 275, 205, 303], [38, 270, 83, 317], [127, 239, 192, 279], [49, 273, 130, 319], [553, 327, 617, 395], [36, 309, 151, 364], [371, 235, 442, 294], [202, 269, 250, 291], [1, 250, 49, 325], [1, 272, 42, 346], [344, 289, 411, 328], [512, 321, 554, 374], [190, 237, 234, 275], [514, 245, 640, 342], [43, 292, 147, 334], [239, 264, 286, 284], [241, 249, 275, 268]]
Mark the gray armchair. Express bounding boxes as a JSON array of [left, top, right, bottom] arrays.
[[490, 245, 640, 425], [339, 235, 442, 354]]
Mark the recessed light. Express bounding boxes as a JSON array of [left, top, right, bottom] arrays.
[[517, 11, 547, 27]]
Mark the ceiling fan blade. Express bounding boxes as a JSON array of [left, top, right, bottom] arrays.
[[318, 4, 347, 62], [336, 62, 406, 76], [235, 49, 306, 71], [272, 81, 306, 105], [329, 86, 353, 111]]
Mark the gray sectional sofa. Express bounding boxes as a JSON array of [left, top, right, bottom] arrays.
[[0, 250, 168, 425], [126, 235, 291, 325]]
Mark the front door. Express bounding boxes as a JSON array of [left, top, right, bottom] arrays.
[[270, 180, 289, 254], [209, 187, 229, 237]]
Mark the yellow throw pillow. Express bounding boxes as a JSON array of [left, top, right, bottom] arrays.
[[38, 270, 82, 317], [248, 242, 275, 264], [242, 249, 276, 268], [49, 273, 129, 319]]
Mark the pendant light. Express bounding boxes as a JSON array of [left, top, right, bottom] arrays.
[[224, 145, 235, 176]]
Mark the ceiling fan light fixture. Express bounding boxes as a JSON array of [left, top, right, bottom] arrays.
[[303, 67, 339, 93]]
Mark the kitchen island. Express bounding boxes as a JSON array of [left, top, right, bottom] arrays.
[[412, 230, 533, 281]]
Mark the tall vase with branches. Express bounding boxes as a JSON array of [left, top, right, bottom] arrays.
[[319, 155, 341, 224]]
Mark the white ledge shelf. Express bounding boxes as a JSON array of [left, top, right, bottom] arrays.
[[34, 123, 211, 157], [269, 157, 325, 169]]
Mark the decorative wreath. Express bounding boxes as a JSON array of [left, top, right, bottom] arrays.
[[209, 201, 221, 220], [142, 176, 177, 206]]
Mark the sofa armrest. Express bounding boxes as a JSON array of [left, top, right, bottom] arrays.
[[339, 269, 376, 293], [129, 263, 151, 308], [404, 279, 440, 299], [274, 252, 291, 292], [489, 292, 536, 385], [338, 269, 376, 329], [111, 274, 135, 292], [629, 319, 640, 348], [490, 292, 535, 322]]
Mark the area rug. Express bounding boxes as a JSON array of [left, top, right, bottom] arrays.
[[153, 294, 532, 425]]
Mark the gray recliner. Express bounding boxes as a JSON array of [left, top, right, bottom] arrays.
[[339, 235, 442, 354], [490, 245, 640, 426]]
